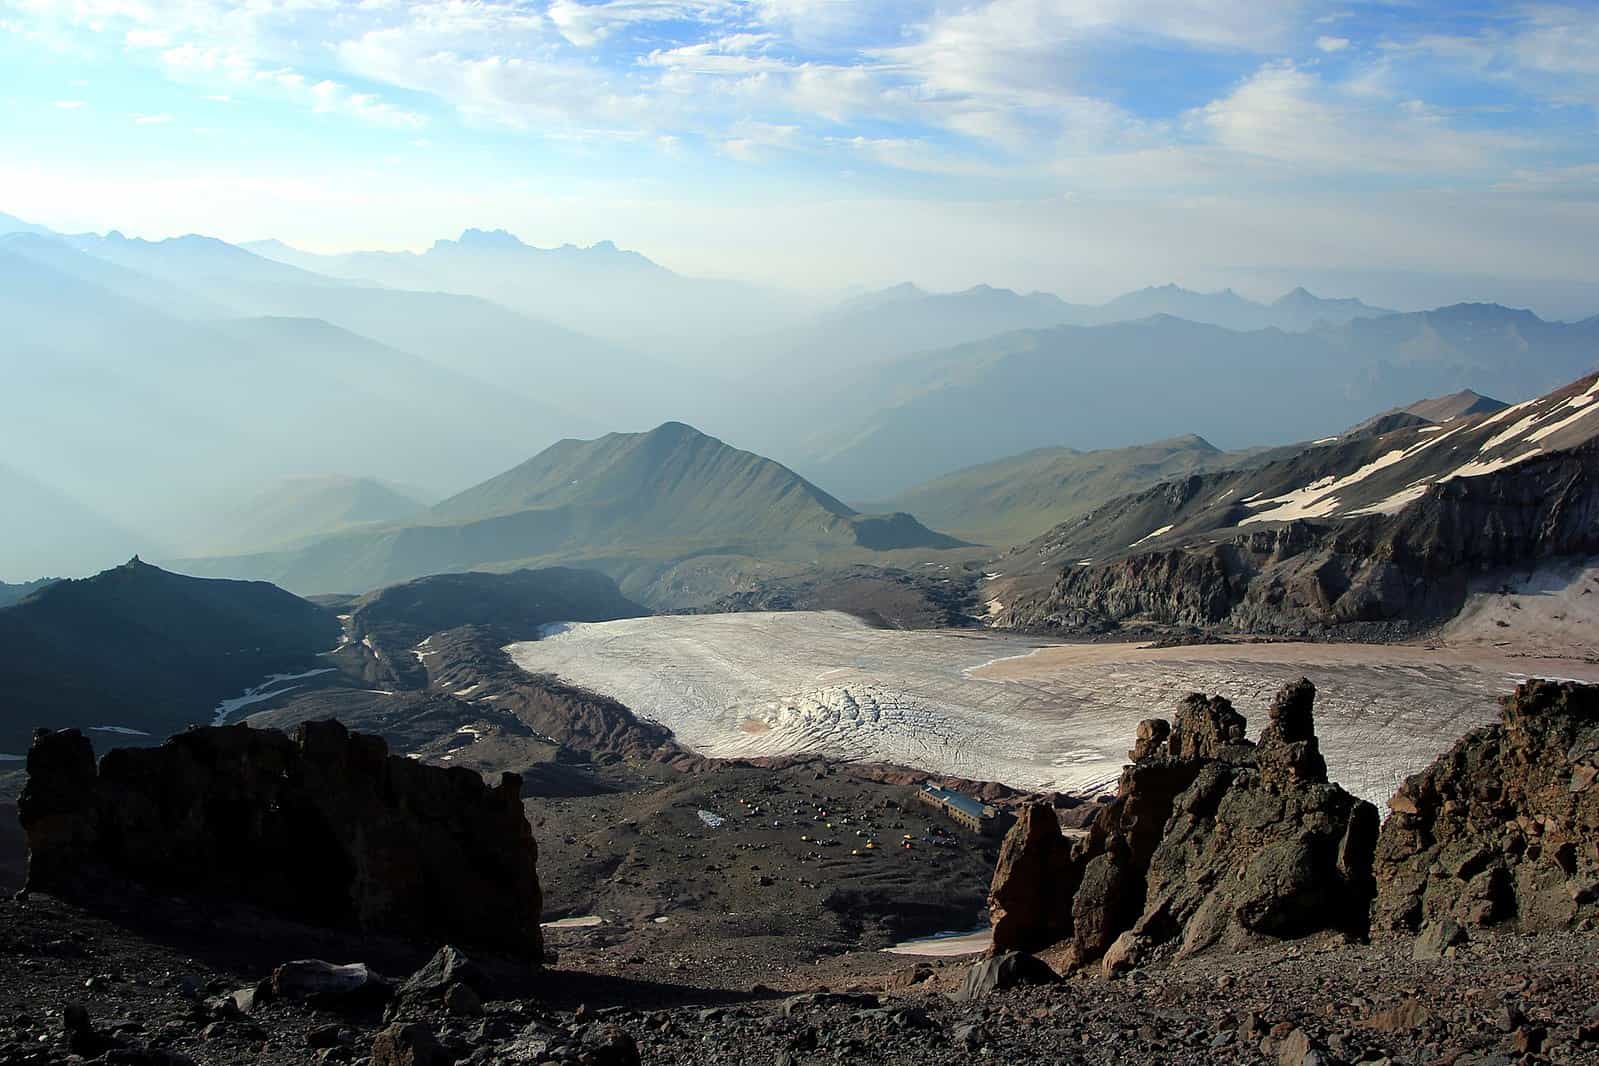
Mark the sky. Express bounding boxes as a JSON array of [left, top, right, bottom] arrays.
[[1, 1, 1597, 306]]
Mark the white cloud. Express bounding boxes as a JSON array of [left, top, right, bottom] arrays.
[[52, 99, 85, 108], [123, 27, 167, 48], [1191, 61, 1526, 176], [1316, 35, 1350, 53], [548, 1, 740, 47], [1513, 5, 1599, 76], [133, 112, 172, 125]]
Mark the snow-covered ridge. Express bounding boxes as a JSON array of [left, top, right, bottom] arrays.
[[1239, 373, 1599, 528], [213, 668, 337, 725]]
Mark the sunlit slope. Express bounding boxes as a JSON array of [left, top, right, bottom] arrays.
[[180, 423, 966, 601]]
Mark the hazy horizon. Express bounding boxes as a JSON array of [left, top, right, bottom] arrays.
[[4, 3, 1598, 314], [5, 209, 1595, 321], [3, 0, 1598, 583]]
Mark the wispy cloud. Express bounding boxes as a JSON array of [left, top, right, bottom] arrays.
[[7, 2, 1597, 199]]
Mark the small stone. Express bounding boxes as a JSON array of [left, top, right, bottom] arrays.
[[371, 1022, 451, 1066], [952, 1024, 987, 1051], [1277, 1027, 1326, 1066], [1413, 919, 1467, 960], [580, 1023, 640, 1066], [308, 1024, 345, 1049], [444, 982, 483, 1017], [1366, 999, 1428, 1032], [1512, 1026, 1546, 1054]]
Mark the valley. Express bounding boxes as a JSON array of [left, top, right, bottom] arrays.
[[8, 8, 1599, 1063], [505, 610, 1598, 805]]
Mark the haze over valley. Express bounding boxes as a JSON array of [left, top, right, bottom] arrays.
[[7, 4, 1599, 1062], [6, 206, 1599, 586]]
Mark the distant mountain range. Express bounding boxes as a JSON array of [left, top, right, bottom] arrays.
[[793, 305, 1599, 499], [246, 228, 798, 357], [734, 281, 1392, 387], [0, 461, 160, 583], [0, 558, 339, 754], [0, 578, 58, 609], [5, 205, 1597, 585], [176, 422, 966, 605], [199, 476, 427, 556]]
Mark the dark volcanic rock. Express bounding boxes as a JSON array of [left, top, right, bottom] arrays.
[[988, 804, 1073, 953], [1375, 679, 1599, 933], [273, 960, 393, 1009], [18, 720, 543, 957], [952, 951, 1058, 1001], [988, 679, 1378, 971], [1002, 427, 1599, 640], [371, 1021, 451, 1066]]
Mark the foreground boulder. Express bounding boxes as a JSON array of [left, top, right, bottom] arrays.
[[18, 721, 543, 957], [1374, 679, 1599, 933], [989, 680, 1378, 971]]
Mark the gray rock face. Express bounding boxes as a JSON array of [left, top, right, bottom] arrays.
[[1002, 435, 1599, 638], [988, 679, 1378, 971], [1375, 679, 1599, 934], [952, 952, 1058, 1002], [17, 721, 544, 957]]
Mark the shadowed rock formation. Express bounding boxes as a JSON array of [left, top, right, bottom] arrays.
[[988, 679, 1378, 973], [1375, 679, 1599, 933], [18, 721, 543, 958]]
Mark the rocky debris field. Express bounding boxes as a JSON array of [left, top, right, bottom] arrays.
[[527, 760, 1003, 982], [4, 891, 1598, 1066]]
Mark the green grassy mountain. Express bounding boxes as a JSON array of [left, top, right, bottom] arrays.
[[0, 558, 339, 754], [871, 435, 1270, 546], [198, 476, 428, 555], [178, 423, 967, 605]]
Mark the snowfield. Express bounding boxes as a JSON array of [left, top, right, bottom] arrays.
[[505, 611, 1599, 805]]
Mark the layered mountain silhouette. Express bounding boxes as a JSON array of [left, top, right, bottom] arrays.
[[0, 559, 339, 753], [246, 228, 795, 355], [0, 579, 58, 609], [0, 461, 159, 583], [0, 233, 597, 558], [178, 423, 965, 604], [7, 207, 1597, 586], [736, 282, 1392, 389], [201, 476, 427, 555], [796, 306, 1599, 499]]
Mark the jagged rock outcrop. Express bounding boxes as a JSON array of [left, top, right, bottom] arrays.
[[17, 721, 543, 958], [1374, 679, 1599, 933], [988, 680, 1378, 971], [1001, 432, 1599, 638]]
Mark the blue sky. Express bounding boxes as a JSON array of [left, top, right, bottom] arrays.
[[1, 1, 1596, 304]]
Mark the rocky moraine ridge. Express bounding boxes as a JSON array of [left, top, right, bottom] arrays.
[[994, 372, 1599, 638], [1, 678, 1596, 1064]]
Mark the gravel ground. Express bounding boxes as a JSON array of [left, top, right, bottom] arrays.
[[6, 891, 1597, 1066]]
